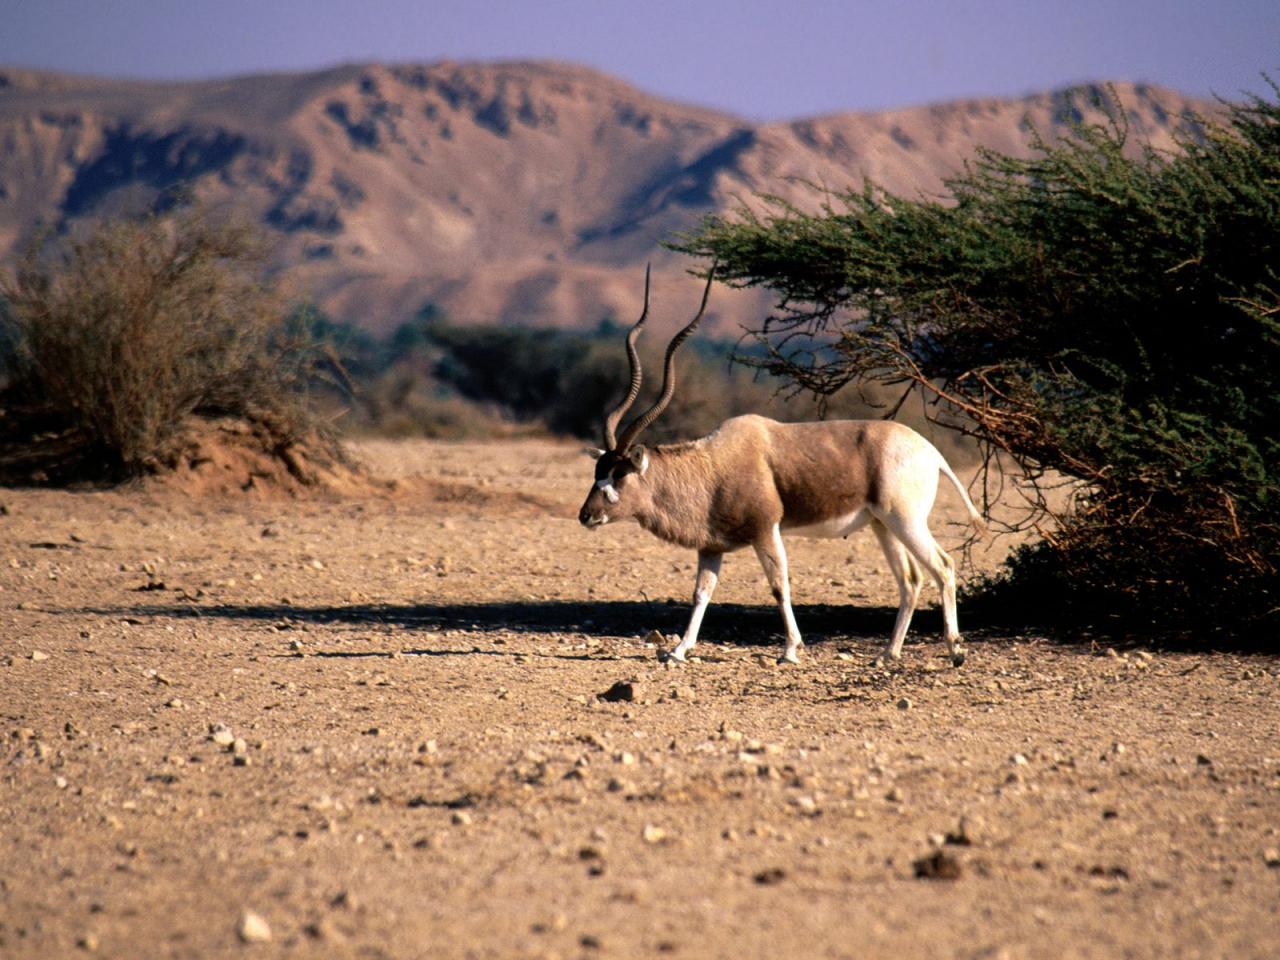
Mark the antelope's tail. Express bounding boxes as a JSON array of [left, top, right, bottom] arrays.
[[939, 457, 988, 539]]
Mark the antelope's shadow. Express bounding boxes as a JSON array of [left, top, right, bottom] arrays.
[[80, 597, 971, 653]]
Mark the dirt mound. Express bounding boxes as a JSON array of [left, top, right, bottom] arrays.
[[146, 417, 556, 512], [143, 416, 384, 499]]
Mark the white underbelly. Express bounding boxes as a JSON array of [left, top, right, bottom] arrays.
[[783, 509, 871, 539]]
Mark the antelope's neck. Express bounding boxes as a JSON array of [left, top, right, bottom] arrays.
[[634, 443, 715, 551]]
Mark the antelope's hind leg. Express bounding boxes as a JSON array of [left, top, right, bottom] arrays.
[[754, 524, 804, 664], [877, 513, 965, 667], [664, 551, 722, 663], [870, 519, 924, 664]]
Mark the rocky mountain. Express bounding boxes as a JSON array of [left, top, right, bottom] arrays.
[[0, 61, 1216, 336]]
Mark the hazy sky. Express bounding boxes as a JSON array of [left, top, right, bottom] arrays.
[[2, 0, 1275, 120]]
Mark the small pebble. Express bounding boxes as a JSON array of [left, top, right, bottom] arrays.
[[211, 728, 235, 748], [237, 910, 272, 943], [642, 824, 667, 844]]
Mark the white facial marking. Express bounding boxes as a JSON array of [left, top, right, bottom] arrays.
[[595, 478, 620, 504]]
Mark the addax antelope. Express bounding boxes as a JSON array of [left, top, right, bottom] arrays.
[[577, 264, 986, 667]]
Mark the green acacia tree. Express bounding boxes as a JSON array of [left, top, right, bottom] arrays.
[[670, 85, 1280, 641]]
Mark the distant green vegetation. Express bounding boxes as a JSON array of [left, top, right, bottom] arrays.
[[671, 82, 1280, 642], [299, 303, 907, 447]]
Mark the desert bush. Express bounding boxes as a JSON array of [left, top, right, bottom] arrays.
[[1, 210, 319, 478], [671, 84, 1280, 642]]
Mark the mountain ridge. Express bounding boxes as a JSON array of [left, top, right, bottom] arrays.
[[0, 61, 1218, 336]]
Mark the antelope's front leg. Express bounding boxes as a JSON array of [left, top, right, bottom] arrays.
[[664, 551, 722, 662], [754, 524, 803, 664]]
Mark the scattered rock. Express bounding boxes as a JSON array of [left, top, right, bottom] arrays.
[[945, 816, 978, 846], [792, 795, 819, 816], [30, 650, 49, 662], [642, 824, 667, 844], [210, 725, 236, 748], [237, 910, 272, 943], [913, 849, 962, 880], [896, 697, 912, 710], [1088, 864, 1129, 880], [451, 810, 472, 826], [598, 680, 636, 703], [1264, 848, 1280, 868], [753, 867, 786, 885], [719, 722, 744, 742], [303, 916, 344, 942], [531, 913, 570, 934]]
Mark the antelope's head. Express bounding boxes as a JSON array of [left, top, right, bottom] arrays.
[[578, 262, 715, 529]]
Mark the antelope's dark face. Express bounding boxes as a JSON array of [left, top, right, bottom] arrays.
[[578, 446, 649, 528]]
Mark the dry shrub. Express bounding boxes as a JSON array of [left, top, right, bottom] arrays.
[[1, 210, 320, 480]]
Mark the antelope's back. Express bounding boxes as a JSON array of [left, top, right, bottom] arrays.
[[756, 417, 935, 526]]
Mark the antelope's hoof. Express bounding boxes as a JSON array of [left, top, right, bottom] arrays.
[[659, 648, 686, 665], [951, 651, 966, 668], [777, 652, 801, 666]]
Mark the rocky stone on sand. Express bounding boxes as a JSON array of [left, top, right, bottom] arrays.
[[237, 910, 272, 943], [598, 680, 637, 703], [913, 849, 962, 880]]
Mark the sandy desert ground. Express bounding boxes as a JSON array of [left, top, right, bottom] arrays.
[[1, 437, 1277, 959]]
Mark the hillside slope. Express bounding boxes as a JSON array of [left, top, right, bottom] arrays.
[[0, 61, 1215, 335]]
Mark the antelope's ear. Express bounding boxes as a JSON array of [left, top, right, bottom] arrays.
[[626, 445, 649, 474], [583, 447, 607, 460]]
